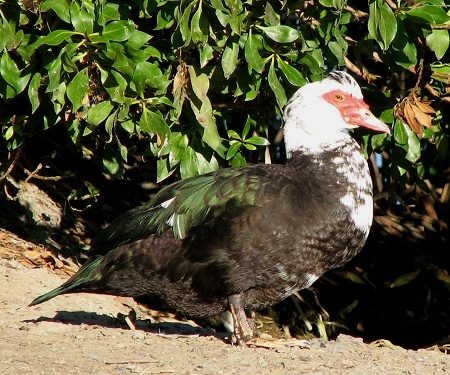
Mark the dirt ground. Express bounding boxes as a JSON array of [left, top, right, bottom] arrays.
[[1, 230, 450, 375]]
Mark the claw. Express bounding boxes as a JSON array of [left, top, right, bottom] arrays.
[[228, 294, 258, 346]]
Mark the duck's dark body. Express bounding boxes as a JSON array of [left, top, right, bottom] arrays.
[[29, 71, 390, 345], [31, 145, 370, 317]]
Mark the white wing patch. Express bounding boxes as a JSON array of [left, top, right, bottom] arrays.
[[160, 197, 176, 208], [165, 213, 184, 238], [166, 214, 175, 226], [175, 214, 183, 239]]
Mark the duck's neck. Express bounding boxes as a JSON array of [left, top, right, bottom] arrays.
[[286, 136, 374, 237]]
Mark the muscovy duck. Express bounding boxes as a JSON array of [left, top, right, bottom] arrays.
[[29, 71, 391, 346]]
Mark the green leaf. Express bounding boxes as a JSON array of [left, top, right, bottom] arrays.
[[5, 126, 14, 140], [98, 1, 122, 25], [103, 144, 122, 176], [258, 25, 301, 43], [178, 1, 195, 46], [199, 44, 214, 67], [319, 0, 341, 6], [191, 1, 209, 44], [157, 158, 176, 183], [268, 59, 287, 107], [40, 0, 70, 23], [426, 29, 449, 60], [28, 73, 41, 113], [406, 5, 450, 24], [109, 49, 135, 78], [0, 50, 30, 97], [404, 126, 421, 163], [378, 1, 397, 50], [263, 2, 280, 25], [70, 2, 94, 34], [100, 68, 127, 103], [103, 20, 135, 42], [188, 66, 226, 156], [431, 62, 450, 83], [299, 48, 324, 72], [105, 109, 118, 140], [227, 129, 242, 140], [222, 37, 239, 79], [368, 0, 397, 51], [333, 270, 366, 285], [86, 100, 114, 126], [33, 30, 78, 48], [277, 58, 306, 87], [368, 1, 380, 42], [66, 68, 89, 110], [393, 119, 408, 145], [195, 151, 219, 175], [242, 115, 252, 139], [116, 135, 128, 162], [139, 107, 170, 140], [180, 146, 197, 179], [327, 41, 345, 65], [244, 31, 265, 73], [155, 2, 177, 30], [215, 9, 230, 29], [127, 30, 152, 49], [243, 143, 257, 151], [226, 141, 242, 160], [390, 269, 420, 288], [230, 152, 246, 167], [132, 61, 164, 98], [394, 120, 421, 162], [0, 18, 23, 51], [246, 136, 270, 146]]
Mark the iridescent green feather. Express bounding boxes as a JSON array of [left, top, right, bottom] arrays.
[[92, 167, 267, 252]]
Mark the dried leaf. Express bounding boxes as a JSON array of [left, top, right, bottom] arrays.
[[414, 99, 436, 115], [404, 101, 423, 135], [172, 62, 189, 96], [394, 92, 435, 138], [414, 108, 433, 129]]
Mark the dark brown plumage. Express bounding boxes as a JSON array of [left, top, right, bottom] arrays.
[[29, 71, 391, 345]]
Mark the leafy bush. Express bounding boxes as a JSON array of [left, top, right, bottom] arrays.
[[1, 0, 449, 187]]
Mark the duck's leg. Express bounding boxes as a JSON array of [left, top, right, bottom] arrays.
[[227, 293, 312, 349], [228, 294, 258, 346]]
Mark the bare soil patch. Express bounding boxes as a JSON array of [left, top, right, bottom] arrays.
[[1, 230, 450, 375]]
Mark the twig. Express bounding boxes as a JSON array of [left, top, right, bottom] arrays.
[[414, 59, 424, 91], [344, 57, 363, 77], [0, 147, 22, 182], [344, 57, 379, 82], [431, 24, 450, 29], [407, 64, 450, 103], [104, 360, 159, 365], [24, 163, 43, 183], [23, 168, 75, 181], [385, 0, 397, 10], [343, 5, 369, 19]]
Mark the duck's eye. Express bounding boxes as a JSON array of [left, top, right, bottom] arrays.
[[333, 93, 345, 101]]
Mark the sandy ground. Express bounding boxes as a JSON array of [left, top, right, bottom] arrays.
[[2, 233, 450, 375]]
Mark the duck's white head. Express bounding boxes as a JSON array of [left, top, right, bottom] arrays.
[[283, 71, 391, 157]]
